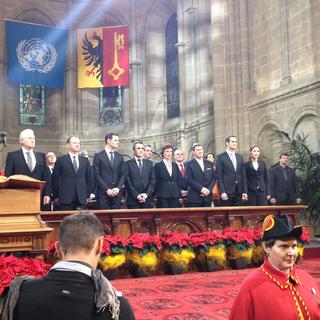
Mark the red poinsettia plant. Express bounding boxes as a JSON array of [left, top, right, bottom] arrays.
[[0, 254, 50, 296], [223, 227, 256, 250], [127, 233, 162, 255], [161, 232, 194, 253], [101, 235, 128, 256], [252, 228, 264, 244], [190, 231, 226, 254], [299, 227, 311, 246]]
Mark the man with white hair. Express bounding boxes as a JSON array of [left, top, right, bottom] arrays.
[[5, 129, 51, 204]]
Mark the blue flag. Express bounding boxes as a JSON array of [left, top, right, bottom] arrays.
[[6, 20, 67, 88]]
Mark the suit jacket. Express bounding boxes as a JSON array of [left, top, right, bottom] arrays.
[[154, 161, 185, 198], [125, 158, 155, 205], [216, 151, 247, 195], [93, 150, 125, 195], [52, 154, 92, 205], [269, 164, 300, 202], [185, 158, 215, 203], [5, 149, 50, 196], [245, 160, 269, 194], [13, 270, 135, 320]]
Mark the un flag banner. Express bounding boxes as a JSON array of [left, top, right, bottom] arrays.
[[5, 20, 67, 88]]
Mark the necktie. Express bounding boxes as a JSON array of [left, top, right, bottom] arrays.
[[180, 164, 185, 177], [26, 151, 33, 172], [137, 158, 143, 175], [283, 167, 288, 181], [72, 156, 78, 172], [109, 152, 114, 167], [230, 153, 237, 170]]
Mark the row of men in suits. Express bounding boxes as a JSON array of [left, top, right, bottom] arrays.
[[4, 130, 301, 210], [215, 135, 301, 206]]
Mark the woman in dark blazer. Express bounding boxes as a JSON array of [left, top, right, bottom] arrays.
[[154, 144, 186, 208], [245, 145, 270, 206]]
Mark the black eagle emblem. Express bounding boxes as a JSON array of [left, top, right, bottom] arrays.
[[82, 32, 103, 83]]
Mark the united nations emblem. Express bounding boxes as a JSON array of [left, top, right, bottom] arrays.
[[16, 38, 57, 73]]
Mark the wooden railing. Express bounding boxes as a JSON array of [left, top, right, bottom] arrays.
[[41, 205, 306, 246]]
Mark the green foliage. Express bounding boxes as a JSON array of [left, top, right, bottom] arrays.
[[276, 131, 320, 230]]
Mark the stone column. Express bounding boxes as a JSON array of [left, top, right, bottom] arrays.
[[280, 0, 292, 84], [176, 0, 187, 151], [0, 3, 6, 131], [211, 0, 228, 152]]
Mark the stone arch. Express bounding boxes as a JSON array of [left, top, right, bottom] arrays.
[[257, 122, 283, 166], [143, 1, 177, 133], [293, 114, 320, 152], [15, 9, 56, 26], [206, 139, 215, 156]]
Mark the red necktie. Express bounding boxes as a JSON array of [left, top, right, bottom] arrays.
[[180, 164, 185, 177]]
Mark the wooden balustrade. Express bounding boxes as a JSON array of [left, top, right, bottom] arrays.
[[41, 205, 306, 246]]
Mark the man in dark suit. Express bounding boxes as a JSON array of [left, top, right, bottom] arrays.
[[5, 129, 51, 205], [52, 136, 92, 210], [269, 152, 301, 205], [185, 143, 215, 207], [125, 141, 155, 209], [215, 135, 248, 206], [154, 144, 186, 208], [93, 133, 125, 209], [42, 152, 57, 211], [4, 212, 135, 320]]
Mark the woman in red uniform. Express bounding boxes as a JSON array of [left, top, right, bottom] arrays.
[[230, 215, 320, 319]]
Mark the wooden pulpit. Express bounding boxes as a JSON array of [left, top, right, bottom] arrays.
[[0, 175, 53, 254]]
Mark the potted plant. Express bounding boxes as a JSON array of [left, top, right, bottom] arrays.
[[161, 232, 195, 275], [191, 231, 227, 271], [0, 254, 50, 313], [44, 241, 61, 265], [224, 228, 255, 269], [127, 233, 162, 277], [100, 235, 128, 279], [276, 131, 320, 237], [251, 228, 264, 267], [296, 227, 311, 263]]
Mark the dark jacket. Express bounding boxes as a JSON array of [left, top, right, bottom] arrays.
[[185, 158, 215, 203], [12, 270, 135, 320], [216, 151, 247, 195], [52, 154, 92, 205], [245, 160, 269, 194], [269, 164, 300, 203], [125, 158, 155, 206], [5, 149, 51, 196], [154, 161, 185, 198], [93, 150, 125, 194]]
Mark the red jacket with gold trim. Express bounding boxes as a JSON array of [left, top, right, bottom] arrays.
[[229, 259, 320, 320]]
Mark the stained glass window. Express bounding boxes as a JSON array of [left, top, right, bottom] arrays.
[[99, 86, 124, 126], [19, 84, 45, 125], [165, 14, 180, 119]]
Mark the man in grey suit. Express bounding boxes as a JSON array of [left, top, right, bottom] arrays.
[[125, 141, 155, 209], [5, 129, 51, 205], [93, 133, 125, 209], [52, 136, 92, 210], [216, 135, 248, 206]]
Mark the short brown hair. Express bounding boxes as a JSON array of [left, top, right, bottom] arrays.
[[160, 144, 173, 157], [58, 212, 104, 256]]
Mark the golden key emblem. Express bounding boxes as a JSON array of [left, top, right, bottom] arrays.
[[108, 32, 125, 81]]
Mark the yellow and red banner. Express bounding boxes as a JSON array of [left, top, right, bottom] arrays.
[[77, 26, 129, 88]]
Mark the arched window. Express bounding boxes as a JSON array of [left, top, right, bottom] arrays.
[[165, 14, 180, 119]]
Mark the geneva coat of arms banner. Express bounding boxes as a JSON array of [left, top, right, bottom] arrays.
[[77, 26, 129, 88]]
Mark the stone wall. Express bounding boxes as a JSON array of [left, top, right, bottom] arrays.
[[0, 0, 319, 167]]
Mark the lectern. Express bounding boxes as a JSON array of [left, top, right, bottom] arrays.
[[0, 175, 53, 253]]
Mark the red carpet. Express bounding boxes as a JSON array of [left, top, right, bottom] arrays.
[[111, 258, 320, 320]]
